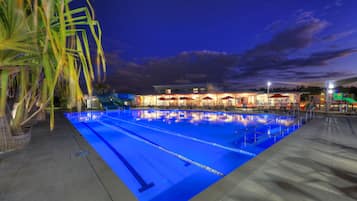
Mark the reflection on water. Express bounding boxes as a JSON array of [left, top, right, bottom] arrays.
[[134, 110, 295, 126], [66, 111, 104, 122], [67, 109, 296, 128], [66, 109, 300, 151]]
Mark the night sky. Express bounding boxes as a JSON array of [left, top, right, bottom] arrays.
[[89, 0, 357, 93]]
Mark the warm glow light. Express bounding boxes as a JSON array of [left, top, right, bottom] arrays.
[[139, 91, 300, 108], [256, 117, 267, 124], [224, 115, 233, 122], [277, 119, 294, 126]]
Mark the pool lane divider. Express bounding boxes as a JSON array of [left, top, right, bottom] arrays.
[[97, 120, 225, 177], [81, 122, 155, 193], [103, 114, 256, 157]]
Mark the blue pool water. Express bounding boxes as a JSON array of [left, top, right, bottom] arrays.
[[66, 109, 301, 201]]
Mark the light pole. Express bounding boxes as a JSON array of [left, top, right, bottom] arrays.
[[267, 81, 272, 108], [325, 80, 334, 112]]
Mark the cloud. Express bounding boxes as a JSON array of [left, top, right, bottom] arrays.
[[322, 30, 356, 42], [264, 20, 284, 32], [246, 20, 328, 57], [324, 0, 344, 10], [294, 10, 320, 24], [236, 19, 329, 75], [335, 0, 343, 7], [104, 11, 357, 92], [274, 70, 350, 80], [285, 49, 357, 66], [106, 48, 356, 92], [233, 48, 356, 82], [106, 50, 240, 92], [227, 14, 355, 87]]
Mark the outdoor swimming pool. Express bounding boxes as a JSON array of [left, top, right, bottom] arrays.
[[66, 109, 301, 201]]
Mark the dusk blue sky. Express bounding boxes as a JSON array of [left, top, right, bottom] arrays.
[[88, 0, 357, 92]]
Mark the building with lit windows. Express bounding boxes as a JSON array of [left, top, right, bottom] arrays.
[[135, 84, 301, 109]]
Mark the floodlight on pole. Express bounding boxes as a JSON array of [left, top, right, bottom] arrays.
[[327, 81, 335, 94], [328, 82, 334, 89], [267, 81, 272, 87], [325, 80, 335, 112], [267, 81, 272, 107]]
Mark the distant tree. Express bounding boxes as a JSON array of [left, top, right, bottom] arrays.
[[300, 86, 322, 95], [349, 87, 357, 97], [93, 82, 112, 96]]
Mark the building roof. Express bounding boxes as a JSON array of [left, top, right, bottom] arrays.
[[152, 83, 217, 89]]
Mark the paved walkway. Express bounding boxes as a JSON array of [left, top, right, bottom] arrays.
[[193, 116, 357, 201], [1, 114, 357, 201], [0, 113, 136, 201]]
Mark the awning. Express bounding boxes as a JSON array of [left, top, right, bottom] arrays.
[[203, 96, 213, 100], [158, 97, 167, 101], [222, 96, 234, 100], [270, 94, 289, 98], [180, 97, 193, 100]]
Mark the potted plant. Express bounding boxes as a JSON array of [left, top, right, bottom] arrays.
[[0, 0, 105, 152]]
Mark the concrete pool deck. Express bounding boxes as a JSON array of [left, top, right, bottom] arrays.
[[194, 116, 357, 201], [0, 113, 136, 201], [1, 113, 357, 201]]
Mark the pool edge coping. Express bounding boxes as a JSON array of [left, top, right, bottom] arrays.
[[63, 112, 138, 201]]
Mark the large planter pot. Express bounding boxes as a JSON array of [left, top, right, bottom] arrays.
[[10, 128, 32, 151], [0, 117, 31, 153]]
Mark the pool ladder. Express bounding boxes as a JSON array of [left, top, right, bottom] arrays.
[[237, 117, 305, 145], [297, 107, 315, 124]]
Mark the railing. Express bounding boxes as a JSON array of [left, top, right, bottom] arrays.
[[290, 107, 315, 126], [306, 107, 315, 121], [236, 106, 315, 145], [279, 104, 315, 124]]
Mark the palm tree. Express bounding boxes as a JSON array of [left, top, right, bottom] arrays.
[[0, 0, 106, 152]]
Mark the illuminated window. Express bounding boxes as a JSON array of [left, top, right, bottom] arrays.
[[165, 89, 171, 94], [193, 88, 199, 93]]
